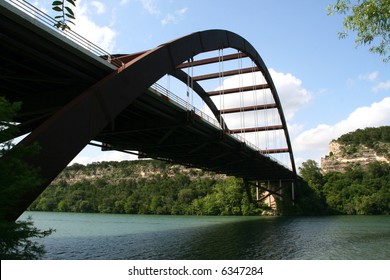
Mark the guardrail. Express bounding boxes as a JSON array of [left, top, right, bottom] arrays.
[[6, 0, 123, 68], [150, 83, 222, 130], [5, 0, 291, 170], [150, 83, 283, 159], [150, 83, 292, 170]]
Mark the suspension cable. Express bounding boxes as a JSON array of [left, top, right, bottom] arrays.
[[262, 72, 269, 154], [218, 48, 225, 130], [238, 50, 245, 138], [190, 57, 194, 107], [186, 58, 191, 109], [252, 60, 260, 149]]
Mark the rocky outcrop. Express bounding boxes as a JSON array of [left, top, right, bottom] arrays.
[[321, 140, 390, 173]]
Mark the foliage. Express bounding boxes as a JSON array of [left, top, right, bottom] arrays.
[[336, 126, 390, 159], [29, 160, 270, 216], [0, 97, 53, 259], [299, 160, 325, 194], [0, 97, 42, 221], [323, 161, 390, 214], [296, 160, 329, 215], [327, 0, 390, 62], [300, 159, 390, 215], [0, 97, 20, 151], [337, 126, 390, 146], [0, 218, 53, 260], [52, 0, 76, 30], [299, 127, 390, 214]]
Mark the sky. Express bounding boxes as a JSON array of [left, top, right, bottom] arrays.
[[28, 0, 390, 169]]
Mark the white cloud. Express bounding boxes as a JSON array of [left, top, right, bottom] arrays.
[[359, 71, 379, 81], [70, 1, 117, 52], [209, 69, 311, 121], [140, 0, 160, 15], [161, 14, 176, 25], [373, 80, 390, 92], [161, 7, 188, 25], [198, 69, 310, 168], [176, 7, 188, 15], [91, 1, 106, 15], [133, 1, 187, 26], [269, 69, 312, 120], [293, 97, 390, 162]]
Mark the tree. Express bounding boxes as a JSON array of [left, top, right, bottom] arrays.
[[0, 97, 53, 259], [327, 0, 390, 62], [52, 0, 76, 30], [299, 160, 324, 194]]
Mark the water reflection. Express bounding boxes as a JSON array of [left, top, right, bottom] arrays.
[[31, 213, 390, 260], [174, 217, 300, 259]]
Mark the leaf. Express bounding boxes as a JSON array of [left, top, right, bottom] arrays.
[[52, 1, 63, 6], [65, 6, 74, 16], [65, 14, 75, 20], [52, 6, 63, 12], [61, 24, 71, 31], [66, 0, 76, 7]]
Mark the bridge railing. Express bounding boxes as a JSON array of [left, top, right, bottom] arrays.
[[5, 0, 291, 171], [5, 0, 124, 68], [149, 83, 291, 168], [150, 83, 222, 130]]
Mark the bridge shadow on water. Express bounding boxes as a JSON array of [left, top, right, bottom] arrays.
[[172, 217, 300, 260], [39, 215, 390, 260], [42, 216, 299, 259], [38, 216, 332, 260]]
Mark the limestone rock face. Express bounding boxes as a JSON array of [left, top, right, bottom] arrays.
[[321, 141, 390, 173]]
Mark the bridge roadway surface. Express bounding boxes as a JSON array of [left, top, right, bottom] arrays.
[[1, 1, 297, 220]]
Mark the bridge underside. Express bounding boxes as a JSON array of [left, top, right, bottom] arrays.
[[96, 88, 294, 181], [1, 1, 297, 221]]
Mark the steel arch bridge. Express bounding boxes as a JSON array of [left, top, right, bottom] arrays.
[[1, 1, 298, 221]]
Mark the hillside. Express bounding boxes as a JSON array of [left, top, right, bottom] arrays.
[[299, 126, 390, 215], [30, 127, 390, 216], [29, 160, 272, 216], [321, 126, 390, 173]]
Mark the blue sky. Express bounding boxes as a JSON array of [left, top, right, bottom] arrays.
[[29, 0, 390, 168]]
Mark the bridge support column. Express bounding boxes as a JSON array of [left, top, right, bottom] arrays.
[[3, 47, 176, 221], [278, 180, 283, 201], [244, 180, 254, 204], [292, 181, 295, 206]]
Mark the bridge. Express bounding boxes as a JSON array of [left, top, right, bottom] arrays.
[[1, 0, 298, 221]]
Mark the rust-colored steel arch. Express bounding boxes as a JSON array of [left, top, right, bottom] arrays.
[[8, 29, 296, 221]]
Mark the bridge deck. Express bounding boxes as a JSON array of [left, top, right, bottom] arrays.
[[1, 1, 299, 221], [97, 86, 294, 181], [1, 0, 295, 181], [1, 0, 116, 133]]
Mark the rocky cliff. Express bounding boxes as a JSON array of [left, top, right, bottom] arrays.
[[321, 140, 390, 173]]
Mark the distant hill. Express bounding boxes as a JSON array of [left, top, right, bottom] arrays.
[[299, 126, 390, 215], [29, 160, 272, 216], [321, 126, 390, 173]]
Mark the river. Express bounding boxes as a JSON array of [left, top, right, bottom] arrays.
[[18, 211, 390, 260]]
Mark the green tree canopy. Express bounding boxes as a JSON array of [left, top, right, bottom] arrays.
[[0, 97, 53, 259], [327, 0, 390, 62], [299, 159, 324, 194]]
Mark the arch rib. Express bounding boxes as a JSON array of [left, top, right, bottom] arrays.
[[6, 29, 297, 221]]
